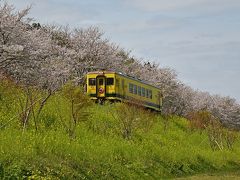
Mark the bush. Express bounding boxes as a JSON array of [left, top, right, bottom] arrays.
[[112, 102, 156, 140], [187, 111, 212, 130], [59, 82, 93, 138], [187, 111, 238, 151]]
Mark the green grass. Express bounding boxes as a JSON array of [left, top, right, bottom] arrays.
[[0, 82, 240, 179]]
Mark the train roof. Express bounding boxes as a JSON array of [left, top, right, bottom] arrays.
[[87, 71, 161, 90]]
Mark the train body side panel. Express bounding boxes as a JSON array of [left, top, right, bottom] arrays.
[[115, 74, 162, 111]]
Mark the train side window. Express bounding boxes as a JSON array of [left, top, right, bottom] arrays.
[[146, 89, 149, 98], [138, 86, 141, 96], [106, 78, 114, 85], [129, 83, 133, 93], [149, 90, 152, 99], [142, 87, 145, 97], [89, 78, 96, 86], [133, 85, 137, 94]]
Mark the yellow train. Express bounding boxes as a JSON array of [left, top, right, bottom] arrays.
[[86, 71, 163, 112]]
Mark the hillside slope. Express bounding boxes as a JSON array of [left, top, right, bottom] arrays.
[[0, 82, 240, 179]]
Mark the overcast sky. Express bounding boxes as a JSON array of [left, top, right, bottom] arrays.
[[6, 0, 240, 101]]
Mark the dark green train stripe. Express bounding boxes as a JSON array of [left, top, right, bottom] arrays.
[[89, 94, 97, 97], [89, 93, 161, 109]]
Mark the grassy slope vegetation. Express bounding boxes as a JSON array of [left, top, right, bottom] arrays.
[[0, 81, 240, 179]]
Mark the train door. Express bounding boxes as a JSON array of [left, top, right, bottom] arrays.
[[96, 76, 106, 98], [157, 91, 163, 112], [122, 79, 125, 97]]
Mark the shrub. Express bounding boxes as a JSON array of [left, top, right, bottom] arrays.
[[59, 82, 93, 138], [187, 111, 212, 130], [187, 111, 238, 151], [112, 102, 155, 140], [207, 120, 238, 151]]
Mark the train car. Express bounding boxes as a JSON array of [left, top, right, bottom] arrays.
[[86, 70, 163, 111]]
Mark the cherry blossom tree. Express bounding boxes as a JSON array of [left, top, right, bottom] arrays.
[[1, 2, 240, 130]]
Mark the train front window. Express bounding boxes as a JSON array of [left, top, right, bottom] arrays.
[[89, 78, 96, 86], [99, 79, 103, 85], [106, 78, 114, 85]]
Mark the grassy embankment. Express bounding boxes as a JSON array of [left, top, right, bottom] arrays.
[[0, 80, 240, 179]]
